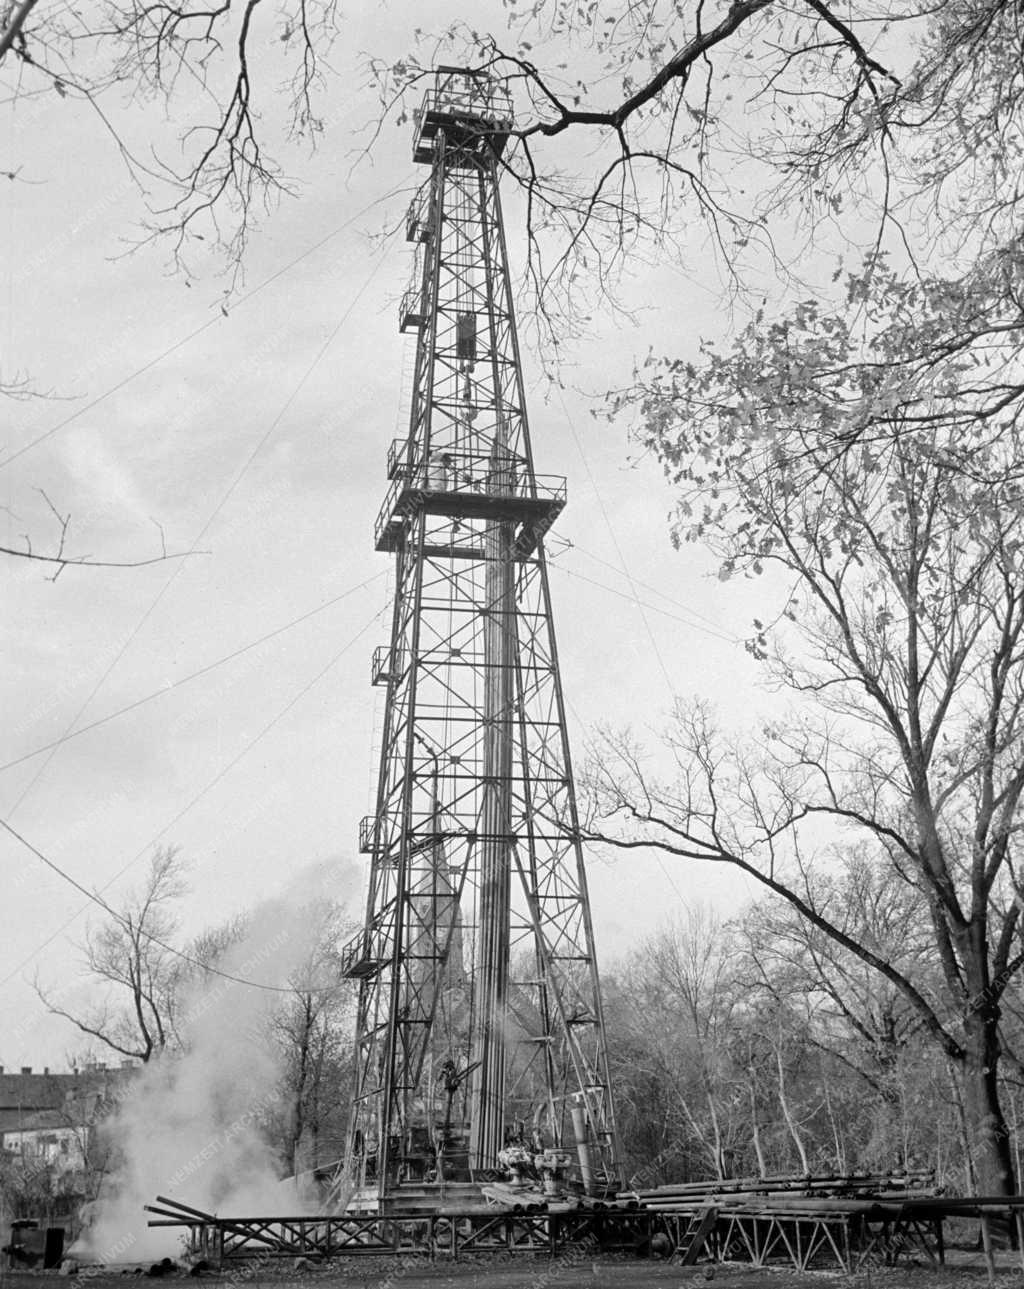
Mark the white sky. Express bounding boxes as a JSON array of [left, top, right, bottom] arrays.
[[0, 1, 784, 1068]]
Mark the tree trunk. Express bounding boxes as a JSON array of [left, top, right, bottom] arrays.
[[960, 1011, 1015, 1196], [823, 1078, 846, 1173], [776, 1046, 810, 1174], [748, 1078, 767, 1178]]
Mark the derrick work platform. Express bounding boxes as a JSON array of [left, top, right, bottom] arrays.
[[146, 1174, 1024, 1270], [145, 1192, 649, 1263], [373, 453, 566, 558]]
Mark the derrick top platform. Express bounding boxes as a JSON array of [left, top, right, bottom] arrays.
[[412, 67, 514, 165]]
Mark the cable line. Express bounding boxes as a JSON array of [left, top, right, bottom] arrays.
[[548, 563, 740, 644], [0, 570, 386, 773], [0, 182, 408, 471], [569, 540, 736, 638], [554, 388, 713, 910], [9, 248, 390, 819], [0, 603, 388, 988], [556, 386, 676, 688], [0, 818, 340, 995]]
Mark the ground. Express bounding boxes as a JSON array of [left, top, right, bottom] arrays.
[[3, 1255, 1024, 1289]]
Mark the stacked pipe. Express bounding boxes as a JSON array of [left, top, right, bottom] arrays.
[[631, 1169, 937, 1211]]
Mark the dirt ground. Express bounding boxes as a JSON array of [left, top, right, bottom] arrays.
[[4, 1253, 1024, 1289]]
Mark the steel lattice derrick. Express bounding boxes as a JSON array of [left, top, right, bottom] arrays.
[[343, 67, 619, 1201]]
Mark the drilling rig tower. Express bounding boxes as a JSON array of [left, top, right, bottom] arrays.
[[342, 67, 620, 1209]]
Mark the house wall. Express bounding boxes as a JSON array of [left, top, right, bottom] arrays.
[[2, 1125, 86, 1177]]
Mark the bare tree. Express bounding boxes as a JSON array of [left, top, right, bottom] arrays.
[[35, 847, 189, 1062], [2, 490, 195, 578], [738, 852, 935, 1104], [268, 901, 354, 1175], [615, 910, 745, 1180], [2, 4, 346, 549], [1, 1, 342, 279], [584, 255, 1024, 1195], [43, 1060, 129, 1209]]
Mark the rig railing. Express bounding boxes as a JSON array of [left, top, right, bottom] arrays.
[[373, 457, 566, 552]]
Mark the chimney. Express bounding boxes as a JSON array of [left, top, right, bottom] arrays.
[[20, 1066, 31, 1075], [43, 1067, 50, 1075]]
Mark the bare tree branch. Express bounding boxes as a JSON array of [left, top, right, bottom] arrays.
[[0, 0, 39, 63]]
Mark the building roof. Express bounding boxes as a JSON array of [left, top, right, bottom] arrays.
[[2, 1108, 80, 1137], [0, 1065, 134, 1135]]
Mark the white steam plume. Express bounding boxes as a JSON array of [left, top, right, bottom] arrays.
[[75, 862, 354, 1262]]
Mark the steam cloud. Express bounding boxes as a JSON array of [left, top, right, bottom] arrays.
[[76, 865, 351, 1262]]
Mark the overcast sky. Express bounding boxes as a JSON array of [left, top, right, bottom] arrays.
[[0, 0, 780, 1068]]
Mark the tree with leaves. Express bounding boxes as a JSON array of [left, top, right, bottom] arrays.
[[371, 1, 1024, 328], [586, 247, 1024, 1196], [4, 1, 1020, 319], [5, 0, 1020, 554]]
